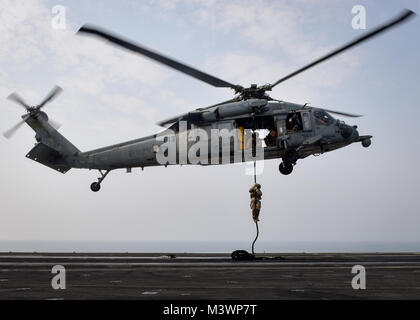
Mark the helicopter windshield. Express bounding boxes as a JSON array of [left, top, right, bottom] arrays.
[[314, 110, 334, 125]]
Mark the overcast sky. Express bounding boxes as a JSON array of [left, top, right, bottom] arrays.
[[0, 0, 419, 246]]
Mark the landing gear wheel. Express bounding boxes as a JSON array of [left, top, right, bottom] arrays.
[[90, 182, 101, 192], [279, 162, 293, 175], [90, 170, 111, 192]]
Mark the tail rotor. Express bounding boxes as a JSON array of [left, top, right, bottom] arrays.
[[3, 86, 63, 139]]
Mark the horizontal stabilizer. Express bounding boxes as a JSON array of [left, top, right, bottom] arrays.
[[26, 143, 71, 174]]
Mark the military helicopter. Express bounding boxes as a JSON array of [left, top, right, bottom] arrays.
[[3, 10, 415, 192]]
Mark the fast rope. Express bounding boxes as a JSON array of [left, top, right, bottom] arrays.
[[251, 207, 259, 256], [231, 131, 284, 261], [231, 131, 263, 261]]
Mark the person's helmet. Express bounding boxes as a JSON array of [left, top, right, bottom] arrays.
[[256, 184, 261, 188]]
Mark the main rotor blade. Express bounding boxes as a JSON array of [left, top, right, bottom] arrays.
[[3, 115, 30, 139], [7, 93, 29, 110], [37, 85, 63, 109], [270, 9, 415, 89], [78, 25, 242, 91], [321, 108, 362, 118]]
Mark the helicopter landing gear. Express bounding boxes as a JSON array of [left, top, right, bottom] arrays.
[[90, 170, 111, 192], [361, 138, 371, 148], [90, 182, 101, 192], [279, 162, 293, 175], [279, 148, 297, 175]]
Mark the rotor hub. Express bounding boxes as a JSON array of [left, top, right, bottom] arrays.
[[237, 84, 272, 100]]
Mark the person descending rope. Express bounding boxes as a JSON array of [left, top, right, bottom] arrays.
[[249, 183, 262, 223], [250, 151, 263, 256]]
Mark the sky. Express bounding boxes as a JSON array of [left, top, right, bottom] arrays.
[[0, 0, 419, 247]]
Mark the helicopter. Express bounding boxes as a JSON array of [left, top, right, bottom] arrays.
[[3, 10, 415, 192]]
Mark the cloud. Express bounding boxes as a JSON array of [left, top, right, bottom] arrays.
[[0, 2, 170, 107], [141, 0, 356, 60], [133, 0, 364, 103]]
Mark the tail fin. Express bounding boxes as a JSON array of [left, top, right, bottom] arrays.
[[4, 86, 80, 173], [25, 112, 79, 174]]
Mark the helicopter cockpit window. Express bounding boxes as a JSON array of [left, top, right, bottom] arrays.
[[314, 111, 334, 125]]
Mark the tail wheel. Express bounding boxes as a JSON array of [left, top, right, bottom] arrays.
[[90, 182, 101, 192], [279, 162, 293, 175]]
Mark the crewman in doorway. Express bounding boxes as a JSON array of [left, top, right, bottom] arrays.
[[264, 127, 277, 147]]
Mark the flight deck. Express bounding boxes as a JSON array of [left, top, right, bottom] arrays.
[[0, 252, 419, 299]]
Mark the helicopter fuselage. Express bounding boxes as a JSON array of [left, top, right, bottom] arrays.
[[67, 100, 371, 172]]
